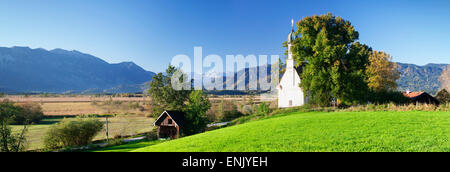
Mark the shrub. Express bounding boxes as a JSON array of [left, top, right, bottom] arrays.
[[43, 117, 104, 149], [212, 99, 244, 121], [257, 102, 270, 115], [221, 109, 244, 122], [146, 130, 158, 140], [242, 105, 254, 115], [205, 109, 217, 123], [13, 102, 44, 125], [368, 90, 409, 105], [436, 89, 450, 103]]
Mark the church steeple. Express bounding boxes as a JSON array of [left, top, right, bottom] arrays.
[[277, 19, 307, 108], [286, 19, 296, 87], [287, 19, 296, 61], [287, 19, 296, 45], [287, 19, 295, 65]]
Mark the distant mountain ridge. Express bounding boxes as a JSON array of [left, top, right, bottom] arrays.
[[0, 46, 155, 93], [396, 63, 448, 94], [202, 62, 449, 95], [0, 46, 447, 94]]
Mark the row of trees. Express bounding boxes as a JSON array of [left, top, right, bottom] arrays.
[[289, 13, 403, 106]]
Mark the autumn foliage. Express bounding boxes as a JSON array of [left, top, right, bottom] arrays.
[[366, 51, 400, 92]]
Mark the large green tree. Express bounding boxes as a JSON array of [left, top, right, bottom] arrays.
[[183, 90, 211, 136], [148, 65, 192, 117], [0, 100, 27, 152], [290, 13, 371, 106]]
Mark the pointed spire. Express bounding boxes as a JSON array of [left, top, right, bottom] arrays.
[[291, 19, 294, 30]]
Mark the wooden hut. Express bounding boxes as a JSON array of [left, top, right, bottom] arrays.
[[153, 111, 185, 139], [403, 91, 440, 105]]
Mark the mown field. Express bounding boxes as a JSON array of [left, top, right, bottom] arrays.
[[132, 111, 450, 152]]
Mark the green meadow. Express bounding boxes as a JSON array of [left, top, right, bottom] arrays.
[[86, 140, 164, 152], [132, 111, 450, 152]]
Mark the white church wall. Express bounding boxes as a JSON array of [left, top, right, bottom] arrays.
[[277, 67, 306, 108]]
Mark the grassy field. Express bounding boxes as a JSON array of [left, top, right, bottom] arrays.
[[11, 115, 155, 150], [133, 111, 450, 152], [86, 140, 165, 152]]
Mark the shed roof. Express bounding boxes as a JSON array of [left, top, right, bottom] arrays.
[[403, 92, 424, 98], [402, 91, 440, 105], [153, 110, 185, 127]]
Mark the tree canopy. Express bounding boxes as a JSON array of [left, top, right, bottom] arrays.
[[149, 65, 211, 135], [0, 100, 27, 152], [183, 90, 211, 136], [290, 13, 371, 106], [436, 89, 450, 103], [148, 65, 192, 117], [366, 51, 400, 92]]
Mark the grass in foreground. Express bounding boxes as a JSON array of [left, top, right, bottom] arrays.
[[133, 111, 450, 152], [86, 140, 164, 152]]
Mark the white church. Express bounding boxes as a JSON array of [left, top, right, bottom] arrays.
[[277, 20, 308, 108]]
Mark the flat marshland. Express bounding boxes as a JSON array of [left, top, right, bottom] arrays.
[[0, 95, 270, 116]]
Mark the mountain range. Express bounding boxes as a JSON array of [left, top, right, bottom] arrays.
[[0, 46, 155, 94], [397, 63, 448, 94], [0, 46, 447, 94]]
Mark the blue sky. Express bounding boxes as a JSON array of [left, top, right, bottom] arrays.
[[0, 0, 449, 72]]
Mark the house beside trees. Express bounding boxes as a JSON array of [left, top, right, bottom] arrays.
[[403, 91, 440, 105], [148, 65, 211, 138]]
